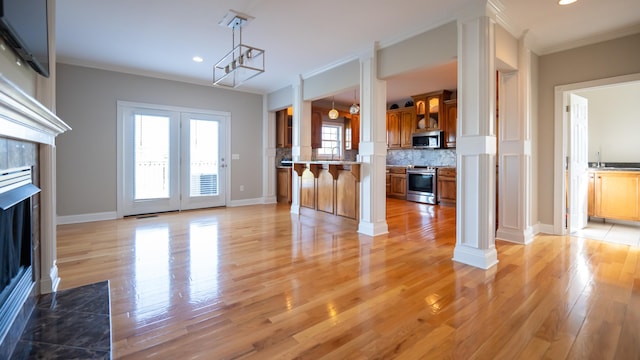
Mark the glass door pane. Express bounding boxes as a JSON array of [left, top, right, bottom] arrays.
[[189, 119, 219, 197], [134, 114, 170, 200]]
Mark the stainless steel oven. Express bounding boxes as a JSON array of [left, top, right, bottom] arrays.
[[406, 166, 437, 204]]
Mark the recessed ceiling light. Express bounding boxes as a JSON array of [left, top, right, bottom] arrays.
[[192, 56, 204, 63], [559, 0, 577, 5]]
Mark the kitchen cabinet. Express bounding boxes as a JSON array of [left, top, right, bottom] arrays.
[[345, 114, 359, 150], [293, 161, 361, 220], [443, 99, 457, 148], [317, 170, 334, 214], [387, 110, 401, 148], [276, 108, 292, 148], [412, 90, 452, 133], [276, 167, 292, 203], [437, 167, 456, 205], [386, 108, 415, 149], [594, 171, 639, 221], [588, 172, 594, 216], [311, 109, 323, 149], [386, 167, 407, 199]]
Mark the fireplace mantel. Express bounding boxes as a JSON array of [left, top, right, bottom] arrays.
[[0, 74, 70, 144]]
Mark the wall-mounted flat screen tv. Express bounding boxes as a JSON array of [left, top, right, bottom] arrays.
[[0, 0, 49, 77]]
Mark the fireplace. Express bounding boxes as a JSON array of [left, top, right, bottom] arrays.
[[0, 74, 71, 357], [0, 167, 40, 344]]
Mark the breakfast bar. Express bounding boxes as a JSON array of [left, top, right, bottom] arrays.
[[292, 161, 361, 220]]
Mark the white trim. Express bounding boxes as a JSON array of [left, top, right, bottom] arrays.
[[535, 222, 555, 235], [0, 74, 70, 145], [357, 221, 389, 237], [262, 196, 277, 204], [553, 73, 640, 236], [228, 197, 265, 207], [57, 212, 117, 225], [452, 245, 499, 270], [496, 227, 534, 244]]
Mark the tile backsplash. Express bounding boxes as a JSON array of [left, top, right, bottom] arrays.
[[276, 147, 455, 167], [387, 149, 456, 167]]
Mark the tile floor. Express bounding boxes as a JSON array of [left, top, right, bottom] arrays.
[[10, 281, 111, 359], [571, 220, 640, 247]]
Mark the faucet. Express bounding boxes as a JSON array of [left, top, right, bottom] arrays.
[[331, 147, 337, 161], [596, 151, 600, 168]]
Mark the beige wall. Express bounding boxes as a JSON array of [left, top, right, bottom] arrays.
[[537, 33, 640, 225], [579, 82, 640, 163], [303, 59, 360, 101], [377, 21, 457, 79], [55, 63, 264, 216]]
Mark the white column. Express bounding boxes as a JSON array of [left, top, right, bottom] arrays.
[[496, 33, 534, 244], [39, 144, 60, 293], [453, 6, 498, 269], [357, 44, 388, 236], [262, 96, 277, 204], [290, 77, 312, 215]]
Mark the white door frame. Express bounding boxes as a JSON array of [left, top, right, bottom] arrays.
[[553, 73, 640, 234], [116, 100, 231, 218]]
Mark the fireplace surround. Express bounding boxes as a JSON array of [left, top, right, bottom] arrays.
[[0, 75, 70, 357]]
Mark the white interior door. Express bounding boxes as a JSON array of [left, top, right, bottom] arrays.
[[119, 102, 227, 217], [568, 93, 589, 232], [180, 112, 227, 210]]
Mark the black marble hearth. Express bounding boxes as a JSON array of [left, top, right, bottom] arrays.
[[10, 281, 111, 359]]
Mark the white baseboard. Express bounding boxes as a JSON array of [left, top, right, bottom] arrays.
[[57, 211, 117, 225], [228, 197, 265, 207], [534, 222, 555, 235], [262, 196, 277, 204]]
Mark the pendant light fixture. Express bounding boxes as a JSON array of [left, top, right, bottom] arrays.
[[328, 96, 339, 119], [349, 89, 360, 115], [213, 10, 265, 88]]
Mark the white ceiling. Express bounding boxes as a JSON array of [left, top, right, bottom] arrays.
[[55, 0, 640, 106]]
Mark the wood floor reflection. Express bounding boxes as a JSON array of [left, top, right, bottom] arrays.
[[56, 199, 640, 359]]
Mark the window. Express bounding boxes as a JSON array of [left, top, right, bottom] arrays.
[[317, 124, 342, 159]]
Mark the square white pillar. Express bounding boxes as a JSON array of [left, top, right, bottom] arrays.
[[357, 46, 388, 237], [453, 11, 499, 269]]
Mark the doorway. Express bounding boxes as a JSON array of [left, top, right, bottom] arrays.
[[117, 101, 229, 217], [553, 73, 640, 235]]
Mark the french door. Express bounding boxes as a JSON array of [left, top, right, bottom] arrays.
[[118, 102, 228, 217]]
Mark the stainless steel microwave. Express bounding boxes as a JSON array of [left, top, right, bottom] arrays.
[[411, 130, 443, 149]]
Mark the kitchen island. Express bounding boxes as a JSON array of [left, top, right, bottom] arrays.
[[292, 161, 361, 220]]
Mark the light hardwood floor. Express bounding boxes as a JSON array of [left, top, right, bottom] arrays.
[[56, 199, 640, 359]]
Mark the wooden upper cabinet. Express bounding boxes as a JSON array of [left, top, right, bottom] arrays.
[[386, 108, 415, 149], [443, 99, 457, 148], [386, 110, 401, 148], [276, 108, 292, 148], [400, 110, 415, 149], [311, 109, 322, 149], [412, 90, 452, 133]]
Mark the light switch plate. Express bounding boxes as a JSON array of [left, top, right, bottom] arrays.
[[232, 154, 240, 160]]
